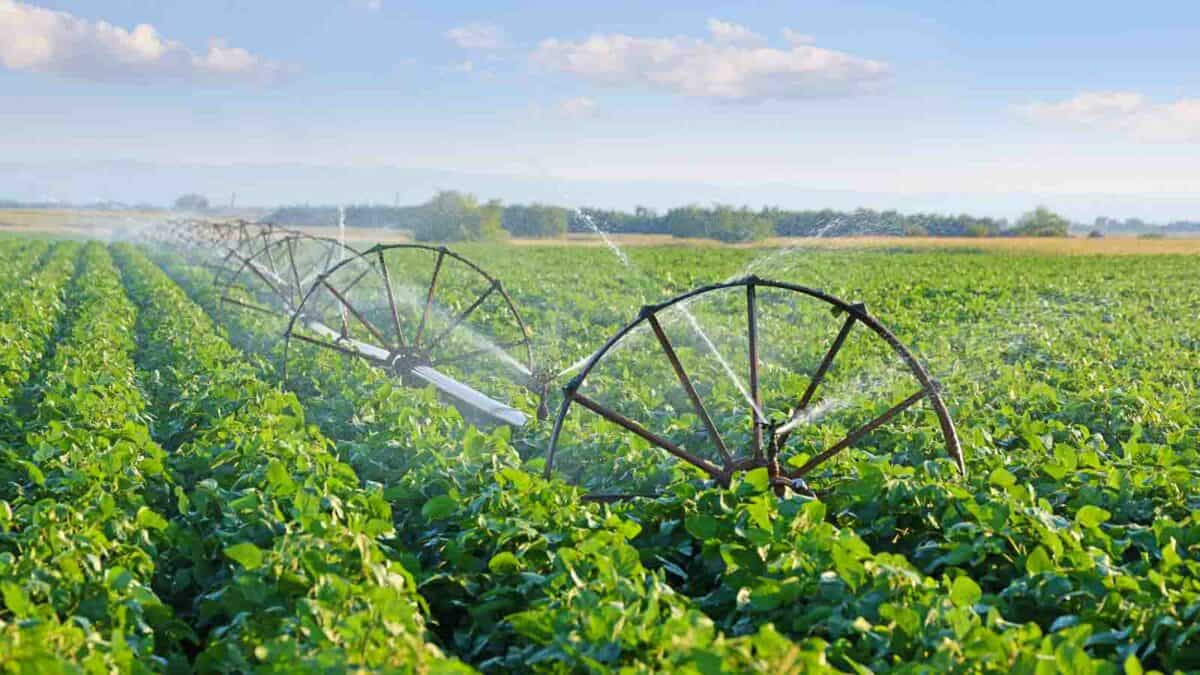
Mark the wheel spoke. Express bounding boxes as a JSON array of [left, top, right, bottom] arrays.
[[415, 249, 445, 348], [289, 331, 386, 365], [570, 392, 723, 478], [377, 249, 407, 349], [242, 259, 291, 308], [785, 388, 929, 478], [426, 282, 496, 353], [319, 279, 393, 349], [262, 231, 281, 277], [747, 282, 763, 458], [285, 239, 303, 308], [777, 312, 857, 447], [309, 265, 372, 326], [221, 296, 277, 317], [647, 313, 732, 466], [344, 260, 374, 292], [320, 242, 337, 280]]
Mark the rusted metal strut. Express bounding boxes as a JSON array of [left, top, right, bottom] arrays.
[[544, 275, 965, 502]]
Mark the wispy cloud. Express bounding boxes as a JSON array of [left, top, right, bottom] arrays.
[[705, 19, 764, 45], [557, 96, 597, 118], [445, 22, 505, 49], [0, 0, 290, 85], [781, 28, 815, 45], [1021, 91, 1200, 141], [532, 19, 888, 102], [444, 59, 474, 73]]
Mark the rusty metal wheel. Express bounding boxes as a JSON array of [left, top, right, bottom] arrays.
[[282, 243, 546, 426], [216, 232, 361, 320], [544, 275, 964, 500]]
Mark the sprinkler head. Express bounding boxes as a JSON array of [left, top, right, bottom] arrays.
[[786, 477, 816, 498], [562, 372, 585, 394]]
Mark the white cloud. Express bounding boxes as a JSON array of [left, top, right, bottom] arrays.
[[532, 21, 888, 102], [781, 28, 815, 45], [0, 0, 289, 85], [1023, 91, 1144, 122], [1022, 91, 1200, 142], [706, 19, 763, 45], [445, 22, 505, 49], [557, 96, 597, 118], [365, 0, 383, 10]]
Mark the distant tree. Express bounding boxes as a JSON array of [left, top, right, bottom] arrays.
[[663, 204, 772, 242], [479, 199, 508, 240], [503, 204, 569, 238], [412, 190, 489, 241], [174, 193, 210, 211], [1088, 229, 1105, 239], [263, 195, 1036, 242], [1008, 206, 1070, 237]]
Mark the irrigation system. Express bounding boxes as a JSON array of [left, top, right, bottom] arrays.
[[154, 217, 965, 500]]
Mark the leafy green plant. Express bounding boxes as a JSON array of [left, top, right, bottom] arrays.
[[2, 236, 1191, 672]]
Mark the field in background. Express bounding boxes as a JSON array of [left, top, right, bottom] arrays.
[[520, 232, 1200, 255], [6, 209, 1200, 254], [0, 208, 166, 238]]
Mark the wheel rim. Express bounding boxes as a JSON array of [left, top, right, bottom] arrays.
[[282, 243, 541, 423], [544, 275, 963, 500]]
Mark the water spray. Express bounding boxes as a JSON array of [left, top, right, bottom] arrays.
[[155, 217, 966, 503]]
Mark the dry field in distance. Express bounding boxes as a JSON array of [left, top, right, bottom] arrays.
[[4, 209, 1199, 254]]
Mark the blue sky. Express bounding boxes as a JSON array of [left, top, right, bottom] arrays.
[[2, 0, 1200, 220]]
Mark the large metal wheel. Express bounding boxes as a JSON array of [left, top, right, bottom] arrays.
[[216, 233, 361, 320], [544, 275, 964, 500], [282, 244, 545, 425], [209, 222, 293, 286]]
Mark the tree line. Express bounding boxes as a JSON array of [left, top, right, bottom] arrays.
[[1088, 216, 1200, 236], [262, 191, 1092, 242]]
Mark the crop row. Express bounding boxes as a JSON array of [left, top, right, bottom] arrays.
[[144, 248, 1137, 672], [112, 244, 467, 671], [0, 243, 183, 669], [0, 239, 50, 303], [150, 249, 854, 671], [151, 243, 1200, 671], [0, 241, 77, 415]]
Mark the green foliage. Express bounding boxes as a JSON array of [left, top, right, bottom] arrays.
[[3, 235, 1197, 672], [1010, 206, 1072, 237], [107, 244, 469, 672], [411, 190, 507, 242], [272, 201, 1015, 238], [158, 240, 1196, 672], [0, 243, 186, 670], [502, 203, 569, 238], [663, 204, 775, 242], [479, 198, 508, 241]]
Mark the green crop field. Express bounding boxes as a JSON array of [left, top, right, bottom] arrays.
[[0, 234, 1198, 673]]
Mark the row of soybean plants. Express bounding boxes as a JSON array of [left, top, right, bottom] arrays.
[[0, 243, 177, 670], [0, 240, 76, 417], [147, 248, 859, 672], [152, 245, 1153, 673], [111, 243, 469, 672]]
